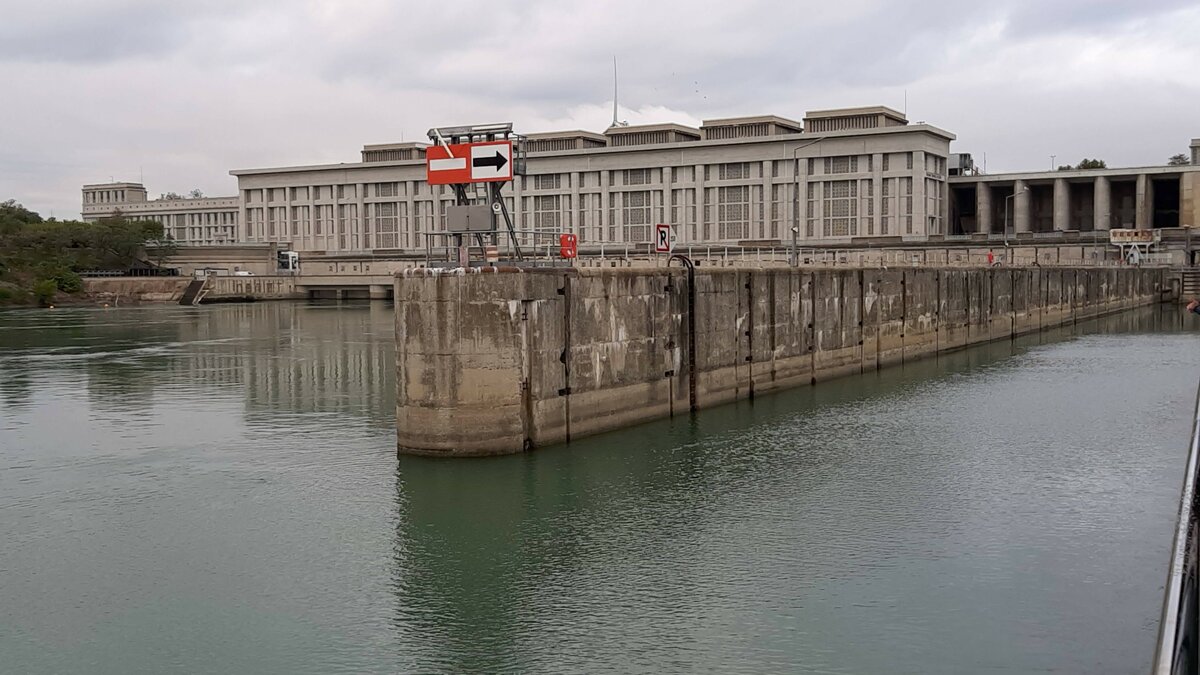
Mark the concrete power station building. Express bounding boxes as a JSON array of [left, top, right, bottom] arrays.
[[82, 106, 1200, 252]]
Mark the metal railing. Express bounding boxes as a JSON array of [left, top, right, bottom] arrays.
[[1153, 380, 1200, 675]]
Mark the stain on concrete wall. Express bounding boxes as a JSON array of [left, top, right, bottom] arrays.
[[396, 266, 1167, 457]]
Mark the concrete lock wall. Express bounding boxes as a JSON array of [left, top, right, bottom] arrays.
[[395, 266, 1168, 457]]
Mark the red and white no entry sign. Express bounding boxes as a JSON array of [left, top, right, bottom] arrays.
[[426, 141, 513, 185]]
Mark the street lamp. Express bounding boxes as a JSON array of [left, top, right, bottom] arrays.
[[790, 138, 824, 267], [1003, 187, 1028, 254]]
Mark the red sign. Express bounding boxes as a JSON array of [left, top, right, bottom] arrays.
[[425, 140, 513, 185], [559, 233, 577, 259], [655, 223, 672, 253]]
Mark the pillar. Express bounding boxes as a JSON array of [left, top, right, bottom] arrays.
[[1094, 176, 1111, 231], [1136, 173, 1152, 230], [1182, 174, 1197, 229], [1053, 178, 1070, 231], [976, 183, 993, 234], [1013, 179, 1031, 233]]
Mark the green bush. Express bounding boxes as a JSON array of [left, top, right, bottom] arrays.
[[54, 269, 82, 293], [0, 287, 13, 302], [32, 279, 57, 306]]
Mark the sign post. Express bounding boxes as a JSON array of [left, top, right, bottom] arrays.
[[425, 140, 513, 185], [426, 124, 525, 264], [655, 223, 673, 255]]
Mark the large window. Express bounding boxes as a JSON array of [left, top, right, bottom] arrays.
[[717, 162, 752, 181], [623, 169, 651, 186], [622, 191, 651, 242], [533, 195, 561, 230], [534, 174, 562, 190], [717, 185, 749, 240], [822, 180, 857, 237], [823, 156, 858, 175], [374, 203, 397, 248]]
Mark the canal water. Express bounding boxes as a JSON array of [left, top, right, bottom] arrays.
[[0, 302, 1196, 674]]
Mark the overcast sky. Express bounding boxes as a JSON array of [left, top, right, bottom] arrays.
[[2, 0, 1198, 218]]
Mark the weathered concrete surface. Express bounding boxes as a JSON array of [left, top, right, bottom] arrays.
[[204, 276, 303, 301], [83, 278, 190, 304], [395, 266, 1170, 456]]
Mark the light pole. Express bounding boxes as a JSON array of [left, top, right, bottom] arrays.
[[1003, 187, 1028, 259], [790, 138, 824, 267]]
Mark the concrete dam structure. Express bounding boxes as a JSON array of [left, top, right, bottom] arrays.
[[395, 266, 1169, 456]]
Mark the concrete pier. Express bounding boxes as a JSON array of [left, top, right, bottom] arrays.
[[395, 266, 1168, 456]]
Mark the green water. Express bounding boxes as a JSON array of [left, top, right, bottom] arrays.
[[0, 302, 1196, 674]]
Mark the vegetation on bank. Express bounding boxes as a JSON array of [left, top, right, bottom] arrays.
[[0, 200, 176, 306]]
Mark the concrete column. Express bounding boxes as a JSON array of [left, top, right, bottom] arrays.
[[571, 170, 582, 241], [1182, 174, 1197, 229], [369, 284, 390, 300], [1094, 176, 1111, 231], [976, 183, 993, 234], [1136, 173, 1151, 229], [405, 182, 417, 252], [912, 151, 927, 236], [1013, 179, 1032, 233], [601, 169, 612, 244], [1053, 178, 1070, 231], [355, 184, 366, 251], [761, 159, 771, 239], [871, 153, 883, 237]]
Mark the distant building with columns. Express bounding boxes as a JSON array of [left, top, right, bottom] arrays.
[[82, 183, 238, 246], [948, 162, 1200, 235]]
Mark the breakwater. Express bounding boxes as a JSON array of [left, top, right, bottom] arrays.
[[395, 266, 1170, 456]]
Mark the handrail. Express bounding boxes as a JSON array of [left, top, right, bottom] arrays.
[[1152, 378, 1200, 674]]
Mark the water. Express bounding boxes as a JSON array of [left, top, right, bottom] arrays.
[[0, 302, 1196, 674]]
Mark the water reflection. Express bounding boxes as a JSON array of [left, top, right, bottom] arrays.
[[0, 303, 396, 428], [0, 302, 1196, 674], [387, 305, 1197, 673]]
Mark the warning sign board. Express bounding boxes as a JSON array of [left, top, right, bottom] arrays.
[[426, 140, 513, 185], [1109, 228, 1159, 245], [655, 223, 672, 253]]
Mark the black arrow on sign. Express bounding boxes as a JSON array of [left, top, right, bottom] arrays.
[[472, 151, 508, 171]]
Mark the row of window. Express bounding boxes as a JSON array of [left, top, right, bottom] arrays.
[[242, 154, 943, 208], [244, 174, 940, 246]]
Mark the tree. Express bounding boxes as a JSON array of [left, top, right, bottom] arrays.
[[144, 225, 178, 266], [0, 199, 43, 234], [1168, 153, 1190, 166], [32, 279, 57, 306], [1058, 159, 1107, 170]]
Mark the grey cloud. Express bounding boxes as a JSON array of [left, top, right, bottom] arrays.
[[0, 0, 270, 63], [1002, 0, 1196, 37], [1, 0, 1197, 219]]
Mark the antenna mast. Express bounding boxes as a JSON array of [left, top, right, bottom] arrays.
[[612, 56, 619, 128]]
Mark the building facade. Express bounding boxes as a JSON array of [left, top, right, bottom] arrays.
[[948, 164, 1200, 235], [230, 106, 957, 254], [81, 183, 239, 246], [83, 107, 1198, 254]]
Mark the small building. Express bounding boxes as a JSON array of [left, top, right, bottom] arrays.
[[81, 182, 239, 246]]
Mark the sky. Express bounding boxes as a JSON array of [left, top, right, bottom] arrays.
[[1, 0, 1198, 219]]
